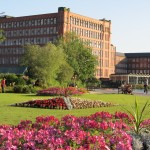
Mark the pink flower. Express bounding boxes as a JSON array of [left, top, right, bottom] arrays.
[[0, 111, 136, 149], [99, 121, 108, 130]]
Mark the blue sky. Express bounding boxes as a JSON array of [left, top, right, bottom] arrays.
[[1, 0, 150, 53]]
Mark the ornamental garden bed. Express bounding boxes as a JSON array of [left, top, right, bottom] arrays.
[[12, 86, 114, 110], [11, 97, 115, 110], [36, 87, 87, 96], [0, 112, 150, 149]]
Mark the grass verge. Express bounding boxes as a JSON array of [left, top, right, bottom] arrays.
[[0, 93, 150, 125]]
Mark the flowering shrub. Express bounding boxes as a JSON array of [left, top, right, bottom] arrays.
[[37, 87, 87, 96], [0, 111, 139, 149]]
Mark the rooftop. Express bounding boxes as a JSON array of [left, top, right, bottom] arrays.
[[125, 52, 150, 58]]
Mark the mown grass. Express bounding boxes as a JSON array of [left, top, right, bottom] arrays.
[[0, 93, 150, 125]]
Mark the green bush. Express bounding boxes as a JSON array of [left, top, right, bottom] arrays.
[[0, 73, 18, 86], [23, 85, 41, 93], [22, 85, 31, 93], [31, 86, 43, 93], [13, 84, 42, 93], [0, 73, 5, 78], [15, 77, 26, 85], [13, 85, 24, 93]]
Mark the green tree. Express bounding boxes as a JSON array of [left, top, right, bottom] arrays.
[[21, 43, 67, 86], [56, 62, 74, 86], [56, 32, 97, 82]]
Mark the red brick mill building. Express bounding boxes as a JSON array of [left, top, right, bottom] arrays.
[[0, 7, 116, 79], [0, 7, 150, 83]]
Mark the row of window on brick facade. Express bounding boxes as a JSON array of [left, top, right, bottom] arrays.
[[0, 36, 57, 46], [128, 70, 150, 74], [4, 26, 108, 41], [70, 16, 106, 31], [77, 38, 104, 49], [128, 63, 150, 68], [92, 49, 112, 58], [128, 58, 150, 62], [116, 69, 127, 74], [4, 27, 57, 37], [0, 57, 19, 64], [116, 64, 127, 67], [0, 37, 105, 50], [0, 16, 109, 32], [0, 18, 57, 29], [71, 27, 109, 41], [0, 48, 24, 55]]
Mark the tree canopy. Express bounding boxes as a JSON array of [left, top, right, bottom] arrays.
[[21, 43, 73, 86], [21, 32, 97, 87], [56, 32, 97, 82]]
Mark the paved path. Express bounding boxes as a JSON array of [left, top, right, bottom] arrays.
[[90, 88, 150, 96]]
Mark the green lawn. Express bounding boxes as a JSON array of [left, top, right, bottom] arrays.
[[0, 93, 150, 125]]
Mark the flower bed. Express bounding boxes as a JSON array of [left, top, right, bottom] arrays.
[[11, 97, 115, 110], [11, 97, 68, 109], [0, 112, 150, 150], [1, 111, 150, 149], [37, 87, 87, 96], [0, 112, 135, 149], [70, 97, 114, 109]]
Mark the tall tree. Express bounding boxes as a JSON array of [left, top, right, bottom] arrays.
[[56, 32, 97, 82], [21, 43, 70, 86]]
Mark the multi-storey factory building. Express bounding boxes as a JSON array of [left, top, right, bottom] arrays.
[[0, 7, 116, 79]]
